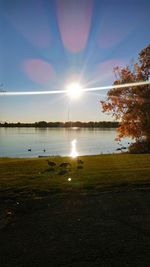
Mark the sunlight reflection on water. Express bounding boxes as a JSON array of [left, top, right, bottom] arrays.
[[70, 139, 78, 158]]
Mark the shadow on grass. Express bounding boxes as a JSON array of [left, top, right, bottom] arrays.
[[43, 168, 56, 173], [58, 170, 68, 175], [77, 166, 83, 169]]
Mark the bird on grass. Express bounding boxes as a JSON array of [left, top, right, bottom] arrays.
[[77, 158, 84, 165], [59, 162, 71, 168], [47, 160, 56, 168], [77, 157, 84, 169]]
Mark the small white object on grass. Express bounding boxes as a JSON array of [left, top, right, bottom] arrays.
[[68, 178, 72, 182]]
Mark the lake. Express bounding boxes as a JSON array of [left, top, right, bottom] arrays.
[[0, 128, 131, 157]]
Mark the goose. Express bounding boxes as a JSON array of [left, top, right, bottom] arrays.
[[59, 162, 71, 168], [77, 158, 84, 164], [47, 160, 56, 168]]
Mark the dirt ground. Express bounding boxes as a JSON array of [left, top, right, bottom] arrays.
[[0, 186, 150, 267]]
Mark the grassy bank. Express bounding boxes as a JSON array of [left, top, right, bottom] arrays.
[[0, 154, 150, 198]]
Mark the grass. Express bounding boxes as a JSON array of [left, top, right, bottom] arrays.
[[1, 154, 150, 267], [0, 154, 150, 198]]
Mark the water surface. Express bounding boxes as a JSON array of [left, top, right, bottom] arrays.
[[0, 128, 131, 157]]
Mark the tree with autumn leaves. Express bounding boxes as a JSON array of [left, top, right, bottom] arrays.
[[101, 44, 150, 153]]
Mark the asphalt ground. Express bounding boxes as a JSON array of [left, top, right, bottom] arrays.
[[0, 186, 150, 267]]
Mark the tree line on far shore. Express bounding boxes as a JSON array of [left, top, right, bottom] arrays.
[[0, 121, 119, 128]]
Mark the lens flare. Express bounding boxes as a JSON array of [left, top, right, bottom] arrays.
[[6, 1, 51, 48], [23, 59, 56, 84], [0, 81, 150, 96], [57, 0, 93, 53], [98, 6, 136, 49]]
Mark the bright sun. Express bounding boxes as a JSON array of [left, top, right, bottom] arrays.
[[66, 82, 83, 99]]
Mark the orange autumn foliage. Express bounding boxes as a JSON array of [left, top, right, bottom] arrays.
[[101, 44, 150, 142]]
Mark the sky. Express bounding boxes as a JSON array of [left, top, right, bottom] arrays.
[[0, 0, 150, 123]]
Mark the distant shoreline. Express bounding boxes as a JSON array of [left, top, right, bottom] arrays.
[[0, 121, 119, 128]]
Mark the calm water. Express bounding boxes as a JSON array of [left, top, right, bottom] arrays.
[[0, 128, 131, 157]]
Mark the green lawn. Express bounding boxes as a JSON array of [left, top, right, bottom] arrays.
[[0, 154, 150, 198]]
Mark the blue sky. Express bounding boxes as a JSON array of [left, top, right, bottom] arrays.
[[0, 0, 150, 122]]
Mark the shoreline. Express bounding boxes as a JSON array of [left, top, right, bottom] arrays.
[[0, 152, 124, 159]]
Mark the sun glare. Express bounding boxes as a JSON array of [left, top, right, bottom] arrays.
[[66, 82, 83, 99], [70, 139, 78, 158]]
